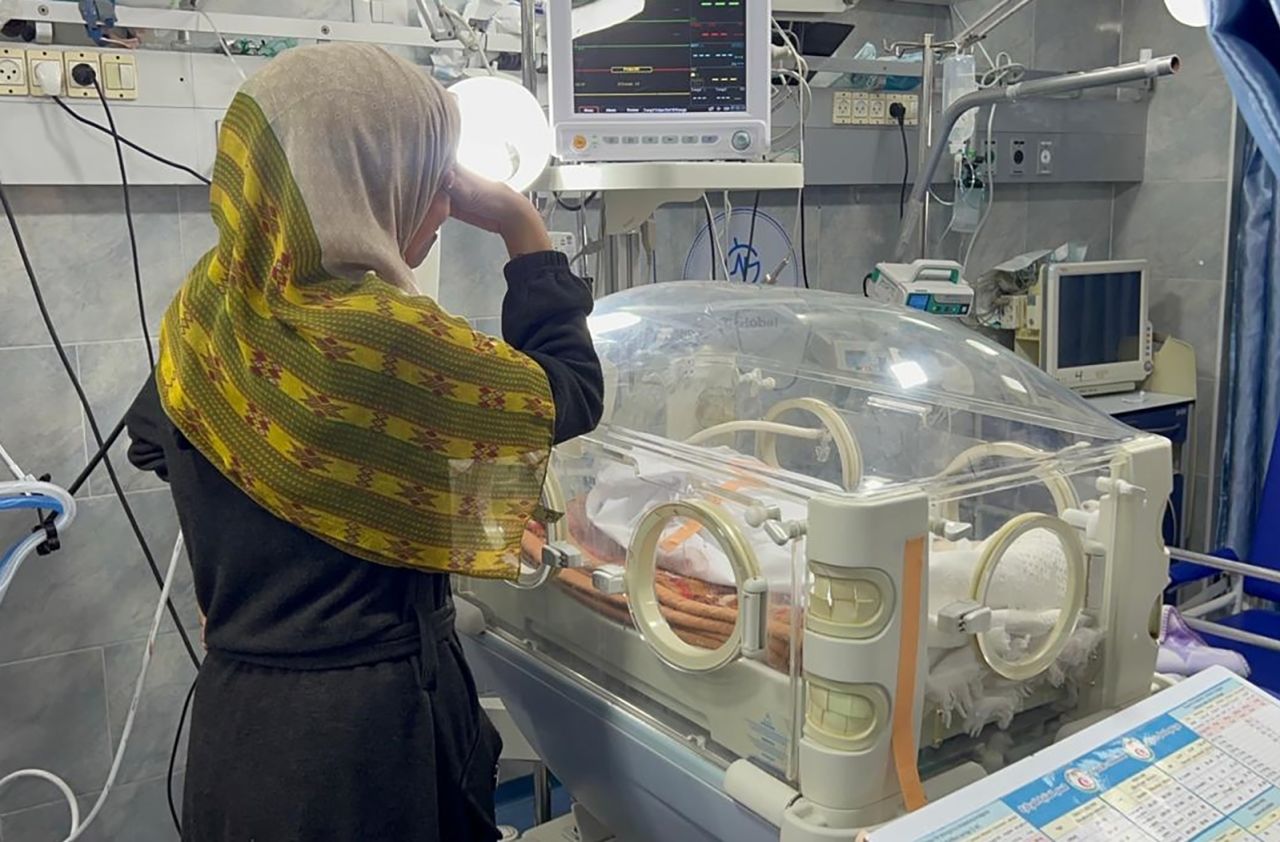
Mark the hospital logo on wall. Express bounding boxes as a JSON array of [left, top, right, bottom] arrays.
[[683, 207, 800, 287]]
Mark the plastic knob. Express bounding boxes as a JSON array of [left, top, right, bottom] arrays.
[[731, 130, 752, 152]]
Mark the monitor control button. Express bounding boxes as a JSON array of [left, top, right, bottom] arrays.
[[731, 130, 752, 151]]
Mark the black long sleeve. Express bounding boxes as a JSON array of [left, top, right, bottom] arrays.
[[124, 381, 170, 482], [499, 250, 604, 444]]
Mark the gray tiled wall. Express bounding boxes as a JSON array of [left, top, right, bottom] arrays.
[[0, 181, 208, 839]]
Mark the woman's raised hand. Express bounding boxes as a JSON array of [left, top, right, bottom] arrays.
[[447, 169, 552, 258]]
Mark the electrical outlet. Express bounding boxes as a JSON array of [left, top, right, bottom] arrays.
[[1010, 138, 1027, 175], [1037, 140, 1054, 175], [850, 94, 870, 124], [832, 91, 853, 124], [884, 94, 918, 126], [63, 51, 102, 99], [834, 91, 918, 127], [26, 49, 63, 97], [549, 231, 577, 255], [0, 47, 26, 96]]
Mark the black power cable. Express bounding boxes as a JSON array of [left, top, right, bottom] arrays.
[[81, 68, 155, 369], [0, 182, 200, 669], [702, 199, 718, 280], [51, 97, 211, 185], [890, 101, 909, 221], [167, 675, 198, 831], [35, 76, 211, 837], [798, 188, 811, 289], [745, 191, 760, 284], [553, 191, 597, 212]]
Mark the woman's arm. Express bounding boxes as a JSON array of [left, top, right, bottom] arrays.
[[501, 251, 603, 444], [447, 171, 604, 444], [123, 377, 171, 481]]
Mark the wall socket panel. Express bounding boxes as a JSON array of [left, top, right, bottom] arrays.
[[549, 231, 578, 256], [0, 47, 27, 96], [832, 91, 919, 127], [1, 47, 136, 99]]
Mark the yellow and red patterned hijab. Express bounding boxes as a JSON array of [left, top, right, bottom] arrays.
[[157, 44, 555, 579]]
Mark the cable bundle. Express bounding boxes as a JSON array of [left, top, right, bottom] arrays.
[[0, 479, 77, 606]]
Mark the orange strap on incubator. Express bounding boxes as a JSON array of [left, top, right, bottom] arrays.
[[658, 477, 759, 554], [891, 536, 928, 812]]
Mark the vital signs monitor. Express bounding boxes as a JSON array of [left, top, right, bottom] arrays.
[[1042, 259, 1152, 395], [547, 0, 772, 163]]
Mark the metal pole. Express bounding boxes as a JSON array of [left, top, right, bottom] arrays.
[[1169, 547, 1280, 587], [916, 33, 935, 258], [953, 0, 1037, 51], [1185, 618, 1280, 653], [533, 763, 553, 825], [893, 54, 1180, 261], [521, 0, 538, 95]]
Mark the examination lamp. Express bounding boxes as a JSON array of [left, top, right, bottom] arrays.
[[571, 0, 646, 38], [1164, 0, 1208, 26], [450, 75, 552, 192]]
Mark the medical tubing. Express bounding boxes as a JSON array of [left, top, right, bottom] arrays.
[[893, 55, 1180, 261], [0, 440, 27, 480], [0, 481, 77, 604], [758, 398, 864, 491], [0, 533, 185, 842], [935, 441, 1080, 520], [685, 420, 828, 446]]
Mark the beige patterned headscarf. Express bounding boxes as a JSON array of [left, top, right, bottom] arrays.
[[239, 43, 460, 292]]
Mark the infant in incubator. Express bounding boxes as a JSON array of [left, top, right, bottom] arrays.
[[580, 447, 1102, 737]]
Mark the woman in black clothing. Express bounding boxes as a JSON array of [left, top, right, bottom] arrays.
[[125, 44, 603, 841]]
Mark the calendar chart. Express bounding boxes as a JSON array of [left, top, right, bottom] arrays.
[[872, 669, 1280, 842]]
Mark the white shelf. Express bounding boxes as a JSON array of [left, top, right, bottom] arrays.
[[535, 161, 805, 194]]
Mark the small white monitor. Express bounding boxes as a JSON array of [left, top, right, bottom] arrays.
[[1042, 259, 1151, 396], [547, 0, 772, 163]]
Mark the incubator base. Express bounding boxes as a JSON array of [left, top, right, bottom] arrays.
[[461, 624, 781, 842], [471, 572, 796, 773]]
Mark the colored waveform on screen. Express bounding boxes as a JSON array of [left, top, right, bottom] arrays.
[[571, 0, 748, 114]]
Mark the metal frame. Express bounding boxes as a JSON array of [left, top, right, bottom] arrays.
[[4, 0, 523, 53], [1169, 548, 1280, 654]]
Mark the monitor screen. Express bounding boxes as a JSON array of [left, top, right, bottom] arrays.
[[1055, 270, 1144, 369], [571, 0, 749, 115]]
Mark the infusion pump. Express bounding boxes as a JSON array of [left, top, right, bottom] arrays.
[[867, 260, 975, 317], [546, 0, 772, 163]]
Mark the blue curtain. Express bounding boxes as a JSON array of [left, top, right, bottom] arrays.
[[1208, 0, 1280, 175], [1215, 136, 1280, 557], [1208, 1, 1280, 557]]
